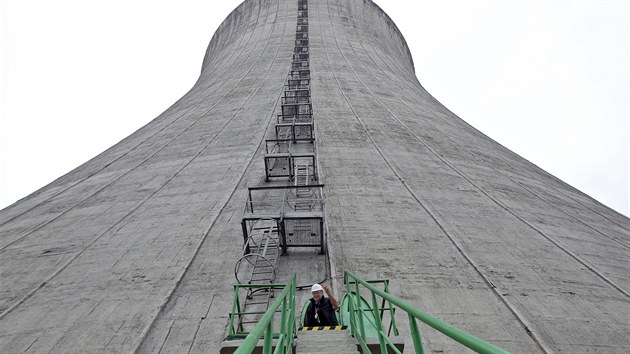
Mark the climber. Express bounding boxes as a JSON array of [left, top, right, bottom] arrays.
[[304, 283, 339, 327]]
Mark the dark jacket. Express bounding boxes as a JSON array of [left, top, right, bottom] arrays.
[[304, 297, 338, 327]]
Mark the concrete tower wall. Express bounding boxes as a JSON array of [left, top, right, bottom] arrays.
[[1, 0, 297, 351], [0, 0, 628, 353], [309, 1, 630, 353]]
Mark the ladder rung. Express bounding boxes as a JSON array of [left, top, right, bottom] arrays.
[[250, 274, 273, 279], [245, 301, 269, 305], [249, 292, 273, 297], [255, 261, 275, 266]]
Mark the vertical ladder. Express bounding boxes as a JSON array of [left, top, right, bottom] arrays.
[[234, 221, 282, 332], [238, 288, 276, 331], [236, 222, 280, 285], [248, 228, 279, 284], [293, 163, 314, 212]]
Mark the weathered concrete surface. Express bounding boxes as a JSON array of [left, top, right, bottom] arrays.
[[0, 0, 628, 353], [309, 1, 630, 353]]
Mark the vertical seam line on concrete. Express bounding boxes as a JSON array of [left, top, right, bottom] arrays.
[[186, 294, 216, 354], [155, 320, 176, 354], [330, 0, 630, 300], [320, 1, 552, 352]]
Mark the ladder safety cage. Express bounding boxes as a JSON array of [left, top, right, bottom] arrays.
[[281, 97, 310, 105], [281, 103, 312, 118], [282, 91, 311, 105], [264, 139, 315, 153], [264, 137, 315, 155], [264, 153, 316, 181], [243, 185, 324, 220], [275, 122, 314, 141], [288, 69, 310, 79], [228, 274, 297, 354], [291, 60, 309, 70], [286, 78, 311, 90], [283, 87, 311, 98], [292, 53, 309, 61], [235, 218, 281, 285], [277, 113, 312, 124], [242, 185, 325, 254], [283, 87, 311, 97]]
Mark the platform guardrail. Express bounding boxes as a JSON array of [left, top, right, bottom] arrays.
[[343, 271, 510, 354], [232, 274, 296, 354]]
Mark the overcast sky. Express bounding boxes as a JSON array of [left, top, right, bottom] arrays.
[[1, 0, 628, 216]]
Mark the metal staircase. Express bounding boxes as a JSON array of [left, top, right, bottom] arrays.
[[225, 271, 511, 354], [297, 330, 359, 354]]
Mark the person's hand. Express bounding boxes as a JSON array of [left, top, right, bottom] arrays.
[[322, 284, 340, 310]]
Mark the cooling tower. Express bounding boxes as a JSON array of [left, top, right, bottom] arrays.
[[1, 0, 628, 353]]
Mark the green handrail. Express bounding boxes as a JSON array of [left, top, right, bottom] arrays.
[[344, 271, 510, 354], [339, 279, 399, 338], [228, 282, 291, 339], [234, 274, 296, 354]]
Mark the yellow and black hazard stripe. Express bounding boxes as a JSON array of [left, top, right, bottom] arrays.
[[299, 326, 348, 331]]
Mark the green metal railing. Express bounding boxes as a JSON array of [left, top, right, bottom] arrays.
[[344, 271, 510, 354], [339, 279, 399, 338], [233, 274, 296, 354], [228, 284, 284, 340]]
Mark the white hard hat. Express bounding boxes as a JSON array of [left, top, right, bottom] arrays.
[[311, 284, 323, 292]]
